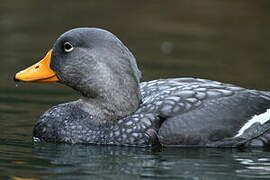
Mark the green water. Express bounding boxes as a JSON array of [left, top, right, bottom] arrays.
[[1, 0, 270, 179]]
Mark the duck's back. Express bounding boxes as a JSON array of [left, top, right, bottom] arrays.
[[139, 78, 270, 147]]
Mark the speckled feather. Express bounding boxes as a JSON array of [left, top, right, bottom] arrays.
[[34, 77, 270, 147], [28, 28, 270, 147]]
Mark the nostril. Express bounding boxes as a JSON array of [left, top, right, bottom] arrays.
[[35, 65, 40, 69]]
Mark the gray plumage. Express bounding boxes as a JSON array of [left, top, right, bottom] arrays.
[[33, 28, 270, 147]]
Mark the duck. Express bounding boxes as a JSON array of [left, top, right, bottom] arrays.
[[14, 27, 270, 147]]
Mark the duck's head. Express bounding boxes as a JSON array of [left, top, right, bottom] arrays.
[[15, 28, 141, 96], [15, 28, 142, 119]]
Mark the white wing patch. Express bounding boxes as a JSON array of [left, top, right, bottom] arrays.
[[235, 109, 270, 137]]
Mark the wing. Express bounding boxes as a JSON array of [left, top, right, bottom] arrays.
[[140, 78, 270, 147]]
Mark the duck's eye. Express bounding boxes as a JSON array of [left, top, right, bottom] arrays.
[[63, 42, 74, 52]]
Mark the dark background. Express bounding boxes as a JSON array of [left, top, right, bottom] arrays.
[[2, 0, 270, 89]]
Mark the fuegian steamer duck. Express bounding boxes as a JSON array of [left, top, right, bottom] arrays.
[[14, 28, 270, 147]]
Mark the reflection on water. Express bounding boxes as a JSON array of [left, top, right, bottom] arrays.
[[1, 142, 270, 180], [1, 0, 270, 179], [234, 151, 270, 178]]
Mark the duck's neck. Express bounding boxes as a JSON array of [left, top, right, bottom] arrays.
[[78, 79, 141, 122]]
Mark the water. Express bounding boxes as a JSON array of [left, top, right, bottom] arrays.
[[1, 0, 270, 179], [1, 144, 270, 180]]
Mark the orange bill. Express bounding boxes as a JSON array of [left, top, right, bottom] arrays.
[[14, 50, 59, 83]]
